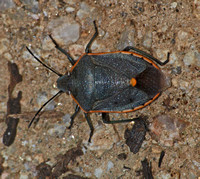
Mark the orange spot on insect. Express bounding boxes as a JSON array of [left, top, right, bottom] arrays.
[[130, 78, 137, 87]]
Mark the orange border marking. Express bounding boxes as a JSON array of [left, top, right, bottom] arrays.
[[70, 93, 161, 114], [70, 51, 160, 72]]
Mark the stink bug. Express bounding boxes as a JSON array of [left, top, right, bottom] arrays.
[[27, 21, 170, 142]]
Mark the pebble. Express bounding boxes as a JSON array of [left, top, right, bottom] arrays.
[[99, 0, 118, 7], [85, 123, 119, 157], [41, 35, 55, 51], [0, 0, 15, 11], [19, 173, 28, 179], [66, 7, 75, 13], [149, 115, 190, 146], [192, 160, 200, 170], [157, 172, 171, 179], [23, 0, 40, 14], [62, 113, 71, 127], [183, 50, 199, 66], [47, 124, 67, 138], [172, 78, 178, 87], [171, 66, 182, 75], [24, 49, 42, 67], [107, 161, 114, 172], [3, 52, 12, 61], [85, 172, 92, 177], [143, 31, 152, 48], [45, 100, 56, 111], [179, 80, 190, 91], [36, 92, 48, 107], [34, 153, 44, 163], [189, 173, 198, 179], [77, 2, 95, 20], [177, 31, 188, 41], [168, 52, 178, 65], [151, 145, 162, 154], [0, 39, 9, 55], [94, 167, 103, 178], [66, 0, 78, 5], [48, 17, 80, 46], [117, 28, 135, 50], [24, 162, 31, 171], [1, 172, 9, 179], [155, 49, 170, 62], [171, 2, 177, 8]]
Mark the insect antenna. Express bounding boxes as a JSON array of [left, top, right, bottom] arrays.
[[26, 46, 64, 127], [26, 46, 62, 77], [28, 90, 63, 128]]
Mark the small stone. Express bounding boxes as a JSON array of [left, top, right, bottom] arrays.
[[149, 115, 190, 146], [0, 39, 9, 55], [62, 114, 71, 127], [107, 161, 114, 172], [34, 154, 44, 164], [0, 0, 15, 11], [117, 28, 135, 50], [195, 79, 200, 88], [3, 53, 12, 61], [179, 80, 189, 91], [25, 156, 32, 162], [157, 172, 171, 179], [24, 162, 31, 171], [85, 172, 92, 177], [85, 123, 119, 156], [172, 78, 178, 87], [151, 146, 162, 154], [19, 173, 29, 179], [99, 0, 118, 7], [168, 52, 178, 65], [94, 167, 103, 178], [47, 124, 67, 138], [189, 173, 198, 179], [37, 92, 48, 107], [66, 0, 78, 5], [143, 31, 152, 48], [66, 7, 75, 13], [171, 2, 177, 8], [45, 100, 56, 111], [22, 0, 40, 14], [48, 17, 80, 46], [1, 172, 9, 179], [193, 0, 200, 18], [41, 36, 55, 51], [171, 66, 182, 75], [183, 50, 199, 66], [77, 2, 95, 20], [155, 49, 170, 63], [192, 160, 200, 170], [177, 30, 188, 41]]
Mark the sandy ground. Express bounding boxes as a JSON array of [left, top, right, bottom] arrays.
[[0, 0, 199, 178]]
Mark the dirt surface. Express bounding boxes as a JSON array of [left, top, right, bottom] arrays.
[[0, 0, 199, 178]]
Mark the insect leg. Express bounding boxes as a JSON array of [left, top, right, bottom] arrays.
[[68, 105, 80, 129], [49, 35, 75, 65], [84, 113, 94, 142], [123, 46, 170, 66], [102, 113, 140, 124], [85, 21, 98, 53]]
